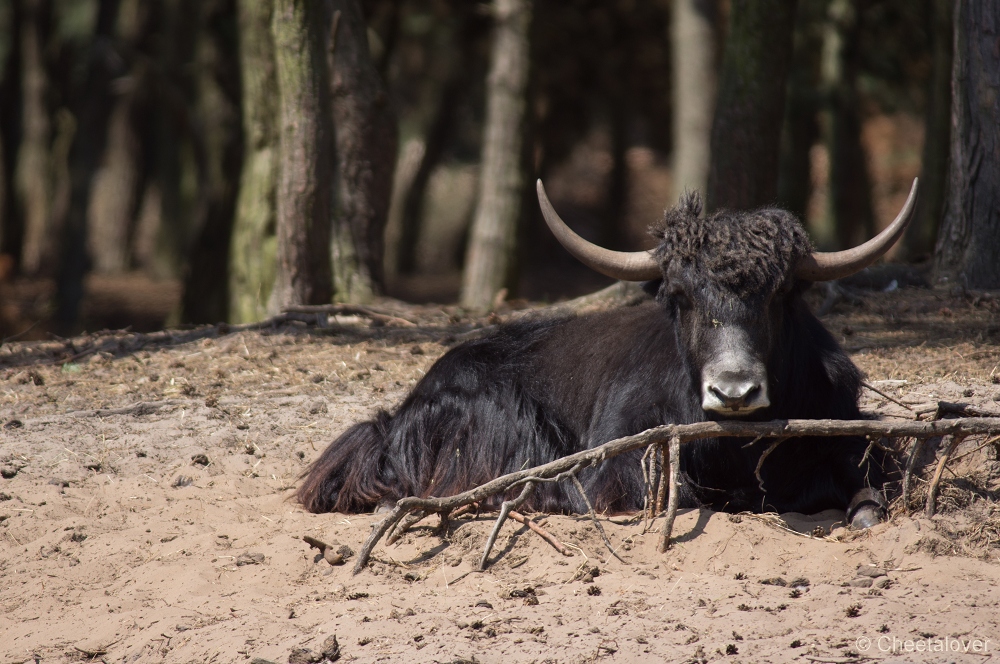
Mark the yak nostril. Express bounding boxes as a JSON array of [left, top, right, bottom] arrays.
[[710, 383, 760, 409], [736, 385, 761, 410]]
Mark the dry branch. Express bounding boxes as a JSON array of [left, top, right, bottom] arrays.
[[657, 435, 682, 552], [901, 437, 923, 509], [641, 445, 655, 532], [386, 510, 428, 544], [915, 401, 1000, 420], [9, 303, 423, 369], [519, 281, 649, 317], [283, 303, 417, 327], [38, 313, 322, 365], [480, 484, 534, 569], [932, 401, 1000, 419], [655, 443, 668, 514], [20, 399, 194, 425], [925, 434, 966, 518], [351, 416, 1000, 574]]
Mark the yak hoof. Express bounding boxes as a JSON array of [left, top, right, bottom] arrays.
[[847, 488, 886, 530], [849, 504, 883, 529], [847, 488, 886, 529]]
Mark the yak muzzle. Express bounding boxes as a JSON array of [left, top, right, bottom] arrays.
[[702, 372, 770, 414], [699, 330, 770, 415]]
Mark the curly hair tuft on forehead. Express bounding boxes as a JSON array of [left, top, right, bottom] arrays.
[[650, 191, 813, 298]]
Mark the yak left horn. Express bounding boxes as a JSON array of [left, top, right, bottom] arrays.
[[795, 178, 919, 282], [536, 179, 661, 281]]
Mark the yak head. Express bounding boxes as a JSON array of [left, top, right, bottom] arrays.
[[536, 179, 918, 417]]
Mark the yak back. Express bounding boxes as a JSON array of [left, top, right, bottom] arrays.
[[372, 303, 700, 512]]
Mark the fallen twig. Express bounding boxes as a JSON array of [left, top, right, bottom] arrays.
[[862, 380, 913, 411], [508, 510, 574, 557], [18, 399, 194, 425], [571, 475, 624, 564], [449, 504, 477, 519], [73, 646, 108, 657], [351, 416, 1000, 574]]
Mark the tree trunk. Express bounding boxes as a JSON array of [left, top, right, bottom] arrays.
[[87, 98, 143, 273], [902, 0, 952, 261], [180, 0, 243, 324], [0, 0, 24, 261], [706, 0, 796, 212], [130, 0, 201, 281], [267, 0, 333, 313], [821, 0, 875, 250], [55, 0, 122, 332], [671, 0, 716, 202], [382, 138, 424, 284], [86, 0, 153, 275], [778, 1, 823, 220], [0, 131, 5, 258], [395, 44, 471, 276], [229, 0, 279, 323], [328, 0, 398, 303], [366, 0, 399, 79], [16, 0, 53, 275], [934, 0, 1000, 289], [460, 0, 532, 312]]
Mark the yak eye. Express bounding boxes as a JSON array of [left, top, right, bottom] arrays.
[[667, 286, 691, 309]]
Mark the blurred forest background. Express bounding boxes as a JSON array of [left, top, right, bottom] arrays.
[[0, 0, 996, 339]]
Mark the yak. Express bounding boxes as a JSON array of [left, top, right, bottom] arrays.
[[298, 179, 919, 529]]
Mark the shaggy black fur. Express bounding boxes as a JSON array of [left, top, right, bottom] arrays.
[[298, 197, 888, 521], [652, 191, 813, 299]]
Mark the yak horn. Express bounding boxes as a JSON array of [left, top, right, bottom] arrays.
[[795, 178, 919, 282], [536, 179, 661, 281]]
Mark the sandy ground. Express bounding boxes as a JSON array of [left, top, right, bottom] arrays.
[[2, 288, 1000, 664]]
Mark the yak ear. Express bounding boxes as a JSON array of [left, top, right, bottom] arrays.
[[642, 278, 664, 298]]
